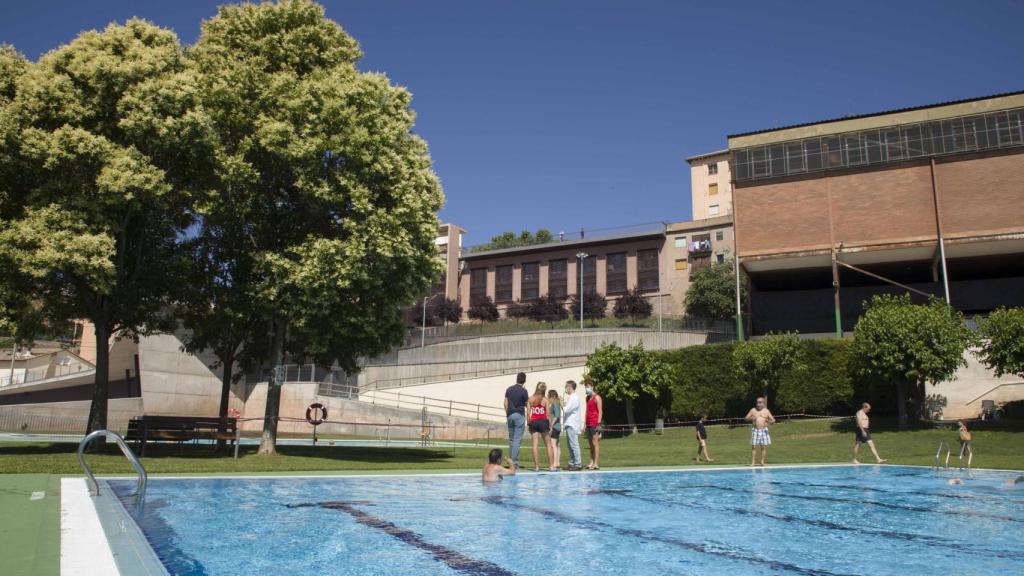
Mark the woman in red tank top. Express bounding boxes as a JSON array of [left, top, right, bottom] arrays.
[[584, 379, 603, 470], [527, 382, 552, 471]]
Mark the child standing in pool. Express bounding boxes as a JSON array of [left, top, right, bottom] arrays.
[[745, 397, 775, 467], [482, 448, 516, 482], [694, 414, 713, 463], [547, 389, 562, 471]]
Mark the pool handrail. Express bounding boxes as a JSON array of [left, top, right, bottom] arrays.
[[77, 429, 147, 503], [934, 440, 952, 469]]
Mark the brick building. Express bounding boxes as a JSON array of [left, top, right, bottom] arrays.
[[727, 91, 1024, 334]]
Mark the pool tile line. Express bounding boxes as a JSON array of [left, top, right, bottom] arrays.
[[478, 495, 856, 576], [761, 479, 1024, 505], [291, 500, 518, 576], [676, 483, 1024, 524]]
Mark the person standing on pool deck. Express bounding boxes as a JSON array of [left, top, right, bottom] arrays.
[[504, 372, 529, 468], [852, 403, 886, 464], [527, 382, 552, 471], [694, 414, 713, 463], [547, 389, 562, 471], [745, 397, 775, 467], [584, 379, 603, 470], [563, 380, 583, 470]]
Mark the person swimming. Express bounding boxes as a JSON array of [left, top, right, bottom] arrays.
[[482, 448, 516, 482]]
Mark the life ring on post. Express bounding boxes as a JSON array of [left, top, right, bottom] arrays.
[[306, 403, 327, 426]]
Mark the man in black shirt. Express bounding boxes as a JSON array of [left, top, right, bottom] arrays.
[[695, 414, 713, 463], [504, 372, 529, 468]]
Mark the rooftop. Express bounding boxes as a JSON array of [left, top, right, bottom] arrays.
[[461, 227, 666, 260], [727, 89, 1024, 139], [685, 149, 729, 163]]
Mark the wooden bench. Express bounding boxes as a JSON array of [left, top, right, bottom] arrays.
[[126, 415, 238, 456]]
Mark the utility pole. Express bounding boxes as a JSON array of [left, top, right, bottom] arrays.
[[576, 252, 588, 330]]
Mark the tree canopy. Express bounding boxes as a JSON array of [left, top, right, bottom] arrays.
[[684, 259, 748, 320], [586, 342, 671, 429], [974, 307, 1024, 380], [470, 229, 556, 252], [852, 294, 973, 429], [732, 331, 803, 405]]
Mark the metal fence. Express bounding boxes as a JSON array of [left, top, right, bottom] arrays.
[[0, 409, 128, 437], [355, 386, 506, 422]]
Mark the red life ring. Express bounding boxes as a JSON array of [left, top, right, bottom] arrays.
[[306, 403, 327, 426]]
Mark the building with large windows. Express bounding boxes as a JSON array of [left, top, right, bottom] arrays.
[[727, 91, 1024, 334]]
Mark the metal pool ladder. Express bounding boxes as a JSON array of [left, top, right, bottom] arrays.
[[77, 429, 147, 503], [934, 440, 952, 469]]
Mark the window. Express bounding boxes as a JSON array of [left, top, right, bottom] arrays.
[[674, 236, 687, 249], [690, 233, 711, 253], [495, 265, 513, 302], [521, 262, 539, 301], [548, 259, 567, 298], [786, 142, 805, 173], [717, 254, 725, 264], [581, 256, 597, 294], [708, 183, 718, 196], [470, 268, 487, 304], [708, 163, 718, 175], [606, 253, 627, 294], [715, 230, 724, 241], [637, 249, 659, 293], [674, 259, 688, 271], [708, 204, 720, 216]]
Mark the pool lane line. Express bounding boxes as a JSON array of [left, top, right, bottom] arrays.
[[288, 501, 517, 576], [583, 488, 1024, 561], [674, 484, 1024, 524], [476, 495, 855, 576], [761, 479, 1024, 505]]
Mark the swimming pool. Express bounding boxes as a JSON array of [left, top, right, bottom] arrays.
[[103, 465, 1024, 575]]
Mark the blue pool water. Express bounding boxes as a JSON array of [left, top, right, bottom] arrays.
[[110, 466, 1024, 576]]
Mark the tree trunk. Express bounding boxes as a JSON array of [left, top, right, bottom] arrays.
[[259, 318, 285, 455], [896, 378, 908, 431], [625, 397, 637, 435], [216, 344, 236, 452], [912, 380, 927, 422], [85, 320, 110, 451]]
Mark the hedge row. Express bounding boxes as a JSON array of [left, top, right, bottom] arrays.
[[601, 339, 896, 424]]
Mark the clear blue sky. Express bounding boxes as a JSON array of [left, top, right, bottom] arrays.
[[3, 1, 1023, 246]]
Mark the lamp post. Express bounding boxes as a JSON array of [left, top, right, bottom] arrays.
[[576, 252, 588, 331]]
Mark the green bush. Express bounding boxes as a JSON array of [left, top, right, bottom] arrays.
[[776, 339, 854, 414], [654, 342, 746, 419]]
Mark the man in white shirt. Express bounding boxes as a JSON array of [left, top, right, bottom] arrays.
[[562, 380, 582, 470]]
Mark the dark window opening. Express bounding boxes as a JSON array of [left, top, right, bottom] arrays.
[[606, 253, 627, 294], [495, 265, 513, 303]]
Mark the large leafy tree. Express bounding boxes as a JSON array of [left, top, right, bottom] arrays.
[[586, 342, 671, 430], [974, 307, 1024, 379], [684, 259, 748, 321], [0, 22, 213, 436], [190, 0, 443, 454], [852, 294, 974, 429], [732, 331, 803, 405]]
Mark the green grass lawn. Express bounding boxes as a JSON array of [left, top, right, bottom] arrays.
[[2, 418, 1022, 475]]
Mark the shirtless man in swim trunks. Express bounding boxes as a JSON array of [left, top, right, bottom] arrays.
[[482, 448, 516, 482], [745, 397, 775, 467], [852, 403, 886, 464]]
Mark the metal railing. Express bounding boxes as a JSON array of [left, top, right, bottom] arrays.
[[333, 384, 506, 421], [935, 440, 951, 469], [361, 358, 585, 391], [77, 430, 147, 506]]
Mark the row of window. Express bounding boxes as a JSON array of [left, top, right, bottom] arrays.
[[732, 107, 1024, 182], [469, 250, 660, 303]]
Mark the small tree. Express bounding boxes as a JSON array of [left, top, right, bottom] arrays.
[[505, 300, 531, 325], [974, 307, 1024, 380], [468, 296, 499, 322], [684, 259, 748, 321], [428, 298, 460, 326], [570, 292, 607, 323], [587, 342, 672, 431], [528, 294, 568, 326], [612, 286, 653, 324], [852, 294, 974, 430], [733, 332, 803, 405]]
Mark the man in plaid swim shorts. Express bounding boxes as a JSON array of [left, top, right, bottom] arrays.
[[745, 397, 775, 467]]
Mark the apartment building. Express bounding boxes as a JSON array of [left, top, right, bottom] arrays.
[[686, 149, 732, 220], [727, 91, 1024, 334]]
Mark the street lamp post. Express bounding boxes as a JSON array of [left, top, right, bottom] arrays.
[[576, 252, 588, 331], [421, 296, 430, 347]]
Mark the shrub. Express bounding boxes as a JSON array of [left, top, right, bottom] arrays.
[[612, 287, 653, 324], [467, 296, 499, 322], [527, 294, 568, 325], [505, 300, 531, 324], [569, 292, 607, 322], [776, 338, 854, 414], [433, 298, 462, 325]]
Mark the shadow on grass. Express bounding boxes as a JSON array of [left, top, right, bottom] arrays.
[[0, 441, 467, 465]]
